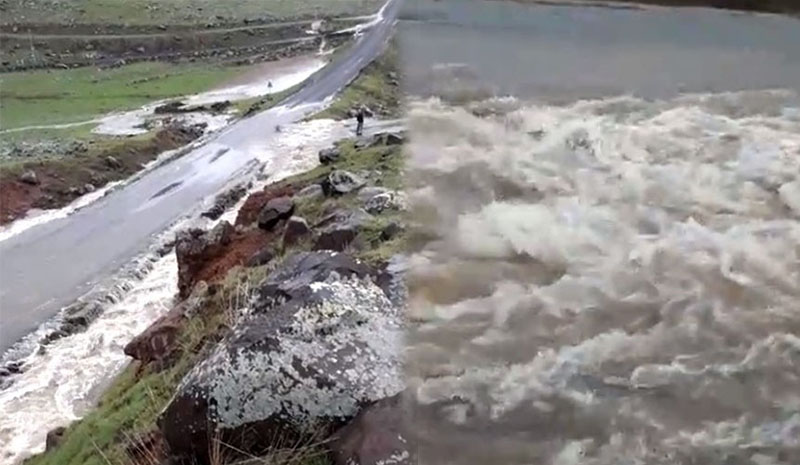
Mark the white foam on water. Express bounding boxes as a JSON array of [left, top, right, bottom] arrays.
[[406, 89, 800, 463], [0, 253, 177, 465]]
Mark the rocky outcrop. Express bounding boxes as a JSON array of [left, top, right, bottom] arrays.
[[295, 184, 323, 200], [254, 251, 372, 308], [370, 131, 406, 147], [313, 209, 373, 252], [380, 222, 405, 241], [245, 248, 275, 268], [61, 301, 104, 330], [321, 170, 365, 197], [19, 170, 39, 185], [257, 196, 294, 231], [201, 183, 249, 220], [160, 251, 403, 463], [235, 184, 296, 227], [354, 131, 405, 150], [45, 427, 67, 452], [330, 394, 413, 465], [175, 222, 234, 298], [363, 190, 406, 214], [319, 146, 342, 164], [282, 216, 311, 247], [124, 282, 208, 366], [374, 255, 409, 308]]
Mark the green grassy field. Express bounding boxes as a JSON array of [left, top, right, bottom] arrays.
[[1, 0, 383, 25], [0, 62, 250, 131]]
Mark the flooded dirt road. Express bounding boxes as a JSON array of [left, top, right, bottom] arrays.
[[0, 0, 402, 355]]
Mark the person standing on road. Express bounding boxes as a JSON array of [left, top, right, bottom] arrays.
[[355, 105, 366, 136]]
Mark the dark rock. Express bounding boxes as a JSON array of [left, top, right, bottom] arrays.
[[319, 146, 341, 164], [374, 255, 409, 307], [282, 216, 311, 248], [245, 248, 274, 267], [357, 186, 389, 201], [41, 329, 69, 345], [257, 196, 294, 231], [19, 170, 39, 185], [235, 184, 296, 226], [175, 222, 234, 298], [313, 209, 372, 252], [380, 222, 405, 241], [201, 183, 248, 220], [62, 301, 104, 329], [104, 156, 122, 169], [364, 191, 406, 214], [209, 100, 231, 113], [4, 361, 23, 375], [124, 283, 208, 365], [370, 131, 405, 147], [154, 101, 185, 114], [321, 170, 365, 197], [160, 252, 402, 463], [254, 251, 372, 309], [45, 426, 67, 452], [295, 184, 323, 200], [330, 394, 413, 465]]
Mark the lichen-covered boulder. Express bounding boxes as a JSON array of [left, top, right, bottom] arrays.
[[160, 252, 403, 464]]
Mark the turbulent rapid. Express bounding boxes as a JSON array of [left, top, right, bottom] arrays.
[[404, 90, 800, 464]]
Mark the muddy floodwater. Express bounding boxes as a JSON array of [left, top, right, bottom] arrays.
[[400, 1, 800, 464]]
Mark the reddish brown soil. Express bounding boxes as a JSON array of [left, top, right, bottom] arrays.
[[193, 229, 274, 285], [235, 183, 297, 227], [0, 125, 201, 225]]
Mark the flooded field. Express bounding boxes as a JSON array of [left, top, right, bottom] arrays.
[[401, 1, 800, 463]]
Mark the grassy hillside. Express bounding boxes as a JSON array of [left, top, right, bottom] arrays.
[[0, 62, 246, 130], [1, 0, 384, 26]]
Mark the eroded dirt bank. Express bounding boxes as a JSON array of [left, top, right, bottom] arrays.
[[0, 123, 204, 225]]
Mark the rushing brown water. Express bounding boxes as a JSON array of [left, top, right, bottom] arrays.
[[404, 91, 800, 464], [401, 2, 800, 463]]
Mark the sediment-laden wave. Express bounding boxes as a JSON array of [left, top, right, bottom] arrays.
[[405, 90, 800, 464]]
